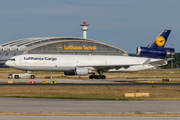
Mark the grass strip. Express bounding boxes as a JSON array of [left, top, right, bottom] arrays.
[[1, 86, 180, 100]]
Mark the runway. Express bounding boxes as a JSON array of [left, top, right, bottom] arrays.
[[0, 97, 180, 114]]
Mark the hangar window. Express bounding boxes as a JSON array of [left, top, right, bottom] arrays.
[[33, 41, 41, 45], [5, 53, 8, 56], [18, 42, 30, 46], [49, 39, 58, 41], [26, 44, 34, 47], [13, 53, 17, 56], [57, 38, 65, 40], [65, 38, 74, 40], [23, 41, 34, 45], [42, 40, 50, 43]]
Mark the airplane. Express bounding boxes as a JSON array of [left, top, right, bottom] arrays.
[[5, 54, 164, 79], [5, 30, 174, 79]]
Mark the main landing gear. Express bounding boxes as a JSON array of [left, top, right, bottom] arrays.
[[89, 70, 106, 79], [89, 74, 106, 79]]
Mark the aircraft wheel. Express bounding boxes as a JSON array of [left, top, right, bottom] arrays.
[[101, 75, 106, 79], [97, 75, 101, 79], [15, 75, 19, 79], [93, 75, 99, 79], [89, 75, 94, 79], [30, 75, 35, 79]]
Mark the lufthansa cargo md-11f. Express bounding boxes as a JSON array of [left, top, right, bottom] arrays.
[[5, 30, 174, 79], [5, 54, 172, 79]]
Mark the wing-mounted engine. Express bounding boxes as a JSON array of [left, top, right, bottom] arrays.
[[64, 67, 88, 76], [136, 47, 174, 58], [76, 67, 88, 75], [64, 71, 76, 75]]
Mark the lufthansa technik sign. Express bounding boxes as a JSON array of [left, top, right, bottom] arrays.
[[57, 44, 97, 51]]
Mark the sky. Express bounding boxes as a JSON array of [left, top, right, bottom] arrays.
[[0, 0, 180, 53]]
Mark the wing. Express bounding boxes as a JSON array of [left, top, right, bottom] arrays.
[[76, 58, 151, 70], [89, 64, 140, 70], [149, 58, 173, 66]]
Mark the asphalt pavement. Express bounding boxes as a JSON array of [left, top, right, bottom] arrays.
[[0, 97, 180, 114], [0, 116, 180, 120]]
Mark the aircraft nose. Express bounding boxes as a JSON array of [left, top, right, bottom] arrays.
[[5, 61, 10, 67]]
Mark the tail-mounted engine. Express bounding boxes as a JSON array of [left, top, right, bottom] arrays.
[[136, 47, 174, 58]]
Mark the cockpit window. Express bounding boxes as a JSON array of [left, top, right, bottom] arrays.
[[9, 58, 15, 61]]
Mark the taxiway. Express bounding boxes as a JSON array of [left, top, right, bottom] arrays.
[[0, 97, 180, 114]]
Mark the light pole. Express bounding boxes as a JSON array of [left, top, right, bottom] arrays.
[[170, 44, 174, 69]]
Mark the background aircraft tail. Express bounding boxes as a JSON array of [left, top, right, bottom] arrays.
[[136, 30, 174, 58]]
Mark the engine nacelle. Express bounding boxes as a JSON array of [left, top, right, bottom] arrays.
[[64, 67, 88, 76], [136, 47, 174, 57], [64, 71, 76, 75], [76, 67, 88, 75]]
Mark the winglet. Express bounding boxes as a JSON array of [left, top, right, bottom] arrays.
[[143, 58, 151, 65]]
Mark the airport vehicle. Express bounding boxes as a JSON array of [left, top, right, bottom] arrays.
[[8, 73, 36, 79], [136, 30, 174, 58]]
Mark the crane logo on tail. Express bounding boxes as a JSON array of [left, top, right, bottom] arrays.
[[156, 36, 166, 47]]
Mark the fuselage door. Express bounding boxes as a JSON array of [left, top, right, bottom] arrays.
[[19, 58, 23, 64]]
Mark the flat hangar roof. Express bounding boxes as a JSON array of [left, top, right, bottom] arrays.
[[0, 37, 95, 51]]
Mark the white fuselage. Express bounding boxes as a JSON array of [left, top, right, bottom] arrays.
[[5, 54, 158, 73]]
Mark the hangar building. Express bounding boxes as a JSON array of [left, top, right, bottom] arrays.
[[0, 21, 128, 66]]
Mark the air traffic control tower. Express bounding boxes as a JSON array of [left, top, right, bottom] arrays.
[[0, 20, 128, 66]]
